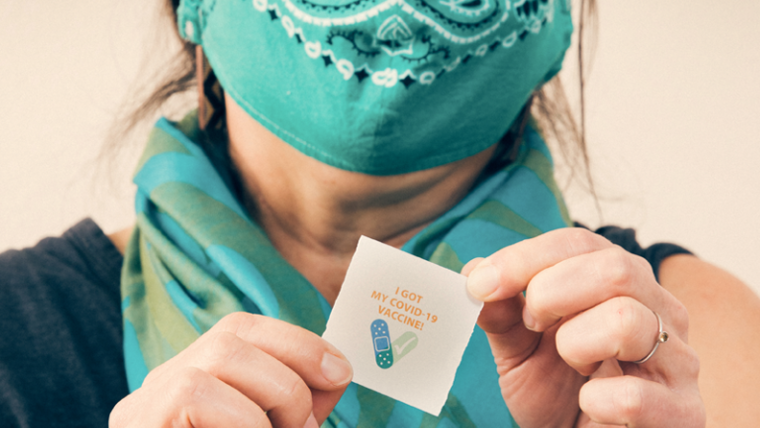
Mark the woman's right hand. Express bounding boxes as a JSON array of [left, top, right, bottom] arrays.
[[109, 312, 353, 428]]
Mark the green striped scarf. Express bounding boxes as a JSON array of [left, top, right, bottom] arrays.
[[121, 111, 572, 427]]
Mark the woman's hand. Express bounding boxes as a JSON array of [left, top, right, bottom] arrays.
[[109, 313, 353, 428], [463, 228, 705, 427]]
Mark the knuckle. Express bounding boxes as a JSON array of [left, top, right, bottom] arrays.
[[215, 311, 258, 332], [564, 227, 606, 253], [609, 297, 640, 344], [615, 379, 644, 421], [204, 331, 247, 375], [601, 248, 639, 290], [278, 324, 324, 360], [214, 312, 272, 344], [278, 374, 312, 408], [142, 365, 164, 386], [142, 356, 180, 386], [486, 250, 522, 290], [499, 253, 520, 280], [170, 366, 210, 406], [668, 299, 690, 337], [630, 252, 656, 285]]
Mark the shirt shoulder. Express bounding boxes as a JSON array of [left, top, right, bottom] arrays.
[[0, 219, 129, 428]]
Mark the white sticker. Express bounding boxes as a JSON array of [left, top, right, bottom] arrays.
[[323, 236, 484, 416]]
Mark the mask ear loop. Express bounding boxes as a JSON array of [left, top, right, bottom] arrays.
[[196, 45, 207, 131], [196, 45, 226, 132]]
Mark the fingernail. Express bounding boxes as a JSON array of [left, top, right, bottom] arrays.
[[523, 310, 537, 331], [321, 352, 353, 386], [467, 264, 500, 300], [303, 412, 319, 428]]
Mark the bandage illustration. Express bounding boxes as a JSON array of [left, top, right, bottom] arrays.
[[371, 319, 394, 368], [371, 319, 418, 369]]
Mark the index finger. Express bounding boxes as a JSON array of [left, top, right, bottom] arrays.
[[466, 228, 614, 301], [209, 313, 352, 422], [209, 313, 353, 389]]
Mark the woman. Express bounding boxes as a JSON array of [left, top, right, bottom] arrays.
[[1, 0, 758, 427]]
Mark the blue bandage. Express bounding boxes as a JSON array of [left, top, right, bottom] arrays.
[[371, 319, 394, 369]]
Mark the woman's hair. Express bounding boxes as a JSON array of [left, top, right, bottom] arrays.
[[106, 0, 598, 189]]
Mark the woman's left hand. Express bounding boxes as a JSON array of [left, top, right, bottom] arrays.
[[463, 227, 705, 427]]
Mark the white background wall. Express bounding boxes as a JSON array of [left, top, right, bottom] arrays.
[[1, 1, 758, 292]]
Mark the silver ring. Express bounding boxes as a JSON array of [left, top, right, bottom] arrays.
[[633, 310, 669, 364]]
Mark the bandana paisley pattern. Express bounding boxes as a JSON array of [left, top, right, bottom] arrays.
[[181, 0, 562, 88]]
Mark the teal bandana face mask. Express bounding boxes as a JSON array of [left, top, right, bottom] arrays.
[[177, 0, 573, 175]]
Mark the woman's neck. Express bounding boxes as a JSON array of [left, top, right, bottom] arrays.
[[225, 95, 495, 304]]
